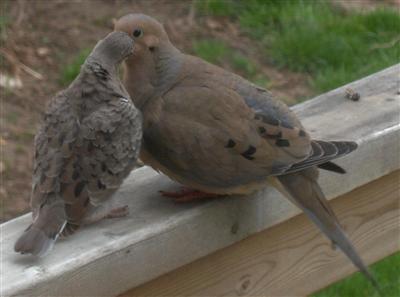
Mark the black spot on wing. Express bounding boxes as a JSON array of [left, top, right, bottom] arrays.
[[58, 132, 66, 145], [258, 127, 266, 134], [87, 142, 94, 153], [97, 180, 106, 190], [74, 181, 86, 198], [299, 129, 307, 137], [72, 170, 80, 181], [260, 115, 279, 126], [104, 133, 112, 142], [225, 139, 236, 148], [93, 64, 110, 80], [81, 90, 91, 98], [241, 145, 256, 160], [275, 139, 290, 147]]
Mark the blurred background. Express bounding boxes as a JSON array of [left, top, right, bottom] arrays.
[[0, 0, 399, 295]]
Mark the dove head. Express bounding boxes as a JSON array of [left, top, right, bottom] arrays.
[[114, 14, 171, 57], [86, 31, 135, 69], [114, 14, 182, 107]]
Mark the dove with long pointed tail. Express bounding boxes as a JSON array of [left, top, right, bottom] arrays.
[[14, 31, 142, 256], [114, 14, 379, 288]]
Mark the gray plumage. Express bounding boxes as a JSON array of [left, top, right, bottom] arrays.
[[14, 31, 142, 256]]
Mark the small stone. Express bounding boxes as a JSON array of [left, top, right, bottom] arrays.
[[205, 19, 222, 30], [37, 47, 50, 56], [345, 88, 360, 101]]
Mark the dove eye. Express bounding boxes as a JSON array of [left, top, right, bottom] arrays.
[[132, 29, 143, 38]]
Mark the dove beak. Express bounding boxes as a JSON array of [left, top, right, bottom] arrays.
[[124, 39, 135, 60]]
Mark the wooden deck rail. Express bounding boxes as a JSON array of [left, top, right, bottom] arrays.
[[1, 64, 399, 297]]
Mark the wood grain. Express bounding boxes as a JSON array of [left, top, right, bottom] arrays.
[[122, 170, 400, 297], [2, 65, 399, 297]]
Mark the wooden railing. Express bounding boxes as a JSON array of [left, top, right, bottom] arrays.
[[1, 64, 399, 297]]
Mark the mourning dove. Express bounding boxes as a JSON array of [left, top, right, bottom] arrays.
[[115, 14, 377, 287], [14, 31, 142, 256]]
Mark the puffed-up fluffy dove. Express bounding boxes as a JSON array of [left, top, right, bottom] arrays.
[[114, 14, 377, 287], [14, 31, 142, 256]]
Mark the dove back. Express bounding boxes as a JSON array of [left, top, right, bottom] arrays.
[[14, 32, 141, 256]]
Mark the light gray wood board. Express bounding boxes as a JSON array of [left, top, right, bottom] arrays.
[[1, 64, 399, 297]]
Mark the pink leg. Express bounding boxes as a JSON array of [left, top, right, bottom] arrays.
[[159, 187, 223, 203], [83, 205, 129, 224], [105, 205, 129, 219]]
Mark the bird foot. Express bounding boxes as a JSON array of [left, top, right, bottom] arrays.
[[83, 205, 129, 225], [105, 205, 129, 219], [159, 187, 221, 203]]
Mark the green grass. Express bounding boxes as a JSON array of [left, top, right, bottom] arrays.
[[0, 1, 9, 42], [59, 48, 91, 85], [199, 0, 400, 93], [196, 0, 237, 16], [313, 252, 400, 297], [15, 130, 35, 143], [5, 111, 18, 125], [231, 52, 258, 78], [192, 39, 229, 64], [192, 39, 269, 87], [0, 14, 8, 42]]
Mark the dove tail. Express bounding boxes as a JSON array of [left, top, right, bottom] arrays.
[[14, 202, 67, 257], [317, 161, 346, 174], [270, 170, 379, 290], [284, 141, 357, 174], [14, 224, 62, 257]]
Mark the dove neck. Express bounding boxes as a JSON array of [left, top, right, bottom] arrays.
[[125, 42, 182, 108], [154, 44, 182, 88]]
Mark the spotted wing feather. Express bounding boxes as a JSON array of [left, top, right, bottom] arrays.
[[80, 99, 142, 206]]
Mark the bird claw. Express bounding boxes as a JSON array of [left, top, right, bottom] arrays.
[[105, 205, 129, 219]]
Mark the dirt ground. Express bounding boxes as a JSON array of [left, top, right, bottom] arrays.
[[1, 0, 395, 222], [0, 0, 315, 222]]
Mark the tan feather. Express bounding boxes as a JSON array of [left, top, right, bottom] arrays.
[[115, 14, 377, 287]]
